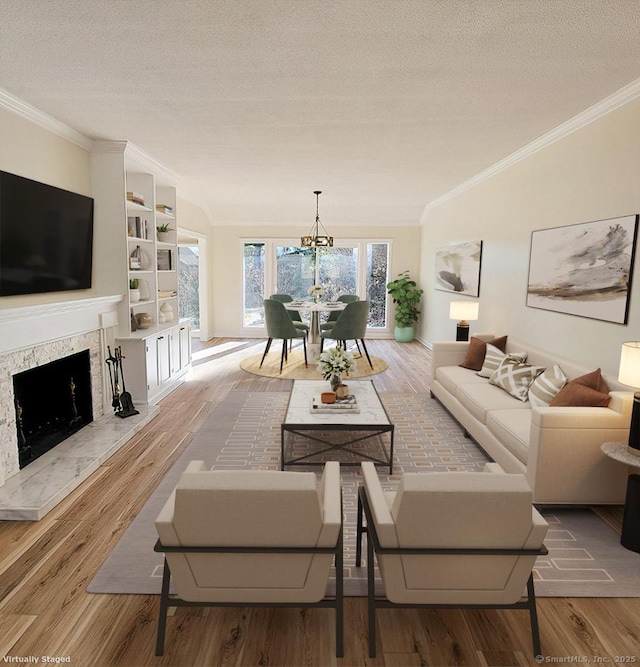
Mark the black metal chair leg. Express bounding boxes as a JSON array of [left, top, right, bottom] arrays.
[[302, 337, 308, 367], [360, 339, 373, 369], [320, 337, 324, 353], [367, 525, 377, 658], [527, 574, 542, 657], [280, 339, 287, 373], [155, 559, 172, 656], [259, 338, 273, 367]]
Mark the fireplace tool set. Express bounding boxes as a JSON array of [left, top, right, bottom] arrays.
[[106, 346, 139, 418]]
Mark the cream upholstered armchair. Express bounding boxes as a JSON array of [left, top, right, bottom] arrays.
[[356, 462, 548, 658], [155, 460, 343, 657]]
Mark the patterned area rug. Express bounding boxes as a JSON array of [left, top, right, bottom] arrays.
[[88, 390, 640, 597]]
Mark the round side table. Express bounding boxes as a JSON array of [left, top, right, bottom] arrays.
[[601, 441, 640, 553]]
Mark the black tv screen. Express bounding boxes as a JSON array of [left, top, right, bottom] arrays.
[[0, 170, 94, 296]]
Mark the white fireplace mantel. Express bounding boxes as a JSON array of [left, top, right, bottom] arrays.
[[0, 295, 123, 355]]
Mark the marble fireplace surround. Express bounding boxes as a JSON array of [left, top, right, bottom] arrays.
[[0, 296, 158, 520]]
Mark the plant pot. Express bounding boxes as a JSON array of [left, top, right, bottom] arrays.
[[129, 289, 141, 303], [157, 231, 171, 243], [394, 326, 415, 343]]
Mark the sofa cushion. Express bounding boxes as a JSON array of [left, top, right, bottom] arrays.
[[489, 357, 546, 402], [477, 344, 527, 378], [435, 365, 489, 396], [528, 364, 567, 408], [486, 409, 532, 465], [459, 335, 508, 371], [456, 381, 531, 425]]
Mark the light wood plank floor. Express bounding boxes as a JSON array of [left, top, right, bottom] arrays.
[[0, 338, 638, 667]]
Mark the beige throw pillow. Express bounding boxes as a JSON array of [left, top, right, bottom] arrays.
[[528, 364, 568, 408], [490, 357, 546, 402]]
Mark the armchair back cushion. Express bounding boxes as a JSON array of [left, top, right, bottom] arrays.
[[156, 463, 340, 603], [376, 472, 547, 605]]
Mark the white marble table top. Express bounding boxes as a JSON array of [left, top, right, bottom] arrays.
[[601, 441, 640, 468], [284, 380, 390, 426], [284, 300, 346, 313]]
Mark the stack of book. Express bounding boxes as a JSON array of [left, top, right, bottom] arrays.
[[310, 395, 360, 413], [156, 204, 174, 215], [126, 191, 145, 206], [127, 216, 148, 239], [158, 290, 177, 298]]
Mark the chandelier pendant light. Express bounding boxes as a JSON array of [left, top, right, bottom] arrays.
[[301, 190, 333, 247]]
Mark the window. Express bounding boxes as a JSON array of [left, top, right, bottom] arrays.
[[178, 245, 200, 329], [243, 242, 266, 327], [242, 240, 390, 330]]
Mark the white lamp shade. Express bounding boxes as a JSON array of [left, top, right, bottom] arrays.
[[449, 301, 479, 321], [619, 342, 640, 389]]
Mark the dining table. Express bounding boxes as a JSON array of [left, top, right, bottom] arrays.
[[284, 300, 346, 345]]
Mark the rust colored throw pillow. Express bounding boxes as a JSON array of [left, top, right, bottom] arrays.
[[572, 368, 610, 394], [459, 335, 508, 371], [549, 382, 610, 408]]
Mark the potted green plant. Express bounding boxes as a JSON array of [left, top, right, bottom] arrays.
[[386, 271, 424, 342], [129, 278, 140, 303], [156, 223, 173, 242]]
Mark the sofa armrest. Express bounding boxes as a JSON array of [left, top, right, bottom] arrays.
[[527, 395, 632, 504], [532, 391, 632, 429], [361, 462, 398, 548], [430, 341, 471, 385], [483, 462, 506, 474]]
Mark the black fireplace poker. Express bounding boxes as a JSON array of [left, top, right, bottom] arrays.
[[106, 346, 139, 419]]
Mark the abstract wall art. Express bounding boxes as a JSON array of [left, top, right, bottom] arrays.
[[435, 241, 483, 296], [526, 214, 638, 324]]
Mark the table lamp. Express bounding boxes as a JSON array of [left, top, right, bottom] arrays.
[[449, 301, 479, 341], [618, 341, 640, 457]]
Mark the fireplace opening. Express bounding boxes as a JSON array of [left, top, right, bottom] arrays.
[[13, 349, 93, 469]]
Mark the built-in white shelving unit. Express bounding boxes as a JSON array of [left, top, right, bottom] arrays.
[[91, 141, 191, 405]]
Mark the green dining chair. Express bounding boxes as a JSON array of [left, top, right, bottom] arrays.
[[320, 294, 359, 331], [260, 299, 308, 373], [270, 294, 309, 332], [320, 300, 373, 369]]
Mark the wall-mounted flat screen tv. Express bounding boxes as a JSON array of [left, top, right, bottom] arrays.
[[0, 170, 94, 296]]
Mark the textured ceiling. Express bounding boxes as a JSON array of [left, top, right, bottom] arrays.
[[1, 0, 640, 226]]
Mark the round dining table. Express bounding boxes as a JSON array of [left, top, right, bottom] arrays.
[[284, 300, 346, 345]]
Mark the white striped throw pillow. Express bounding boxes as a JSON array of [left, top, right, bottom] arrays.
[[528, 364, 567, 408], [489, 357, 546, 402], [477, 343, 527, 378]]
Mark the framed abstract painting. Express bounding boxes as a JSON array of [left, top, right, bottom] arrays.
[[435, 241, 483, 296], [526, 214, 639, 324]]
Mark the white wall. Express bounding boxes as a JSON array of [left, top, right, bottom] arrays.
[[419, 96, 640, 376], [211, 224, 422, 337]]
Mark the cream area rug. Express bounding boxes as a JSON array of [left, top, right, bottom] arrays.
[[88, 391, 640, 598], [240, 348, 388, 380]]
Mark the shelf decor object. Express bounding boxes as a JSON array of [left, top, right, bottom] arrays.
[[301, 190, 333, 248], [527, 214, 639, 324], [449, 300, 479, 342], [619, 341, 640, 456]]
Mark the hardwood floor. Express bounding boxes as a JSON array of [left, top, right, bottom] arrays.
[[0, 338, 638, 666]]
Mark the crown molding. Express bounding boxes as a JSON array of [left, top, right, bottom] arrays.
[[0, 87, 93, 151], [421, 76, 640, 223]]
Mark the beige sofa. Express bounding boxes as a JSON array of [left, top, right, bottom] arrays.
[[430, 336, 632, 504]]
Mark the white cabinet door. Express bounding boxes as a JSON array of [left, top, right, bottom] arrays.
[[169, 328, 180, 375], [156, 334, 171, 383], [179, 324, 191, 370], [145, 337, 160, 395]]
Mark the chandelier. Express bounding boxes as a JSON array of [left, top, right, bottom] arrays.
[[301, 190, 333, 247]]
